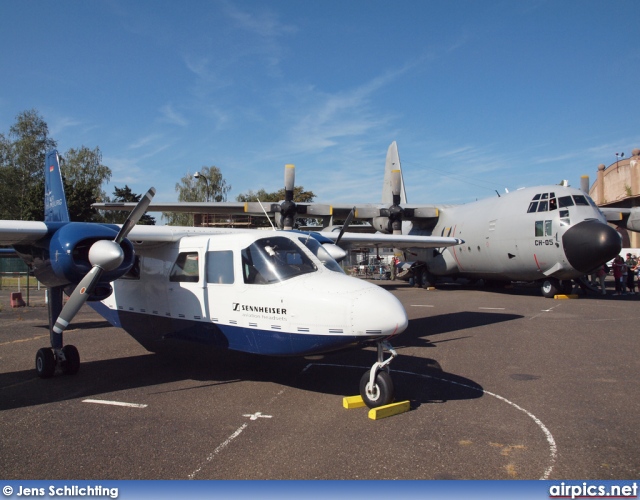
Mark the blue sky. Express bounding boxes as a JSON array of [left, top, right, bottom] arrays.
[[1, 0, 639, 214]]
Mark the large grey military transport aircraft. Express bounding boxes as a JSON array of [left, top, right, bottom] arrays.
[[96, 143, 621, 297]]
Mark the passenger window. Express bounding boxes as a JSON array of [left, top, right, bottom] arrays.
[[545, 220, 553, 236], [170, 252, 200, 283], [535, 221, 544, 237], [538, 200, 548, 212], [527, 202, 538, 213], [206, 250, 234, 284], [558, 196, 574, 208]]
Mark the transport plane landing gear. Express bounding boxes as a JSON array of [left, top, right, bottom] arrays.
[[360, 340, 397, 408], [35, 345, 80, 378]]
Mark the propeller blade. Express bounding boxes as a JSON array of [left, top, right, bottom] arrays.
[[335, 207, 356, 246], [391, 169, 402, 205], [284, 164, 295, 201], [281, 164, 297, 230], [52, 266, 103, 335], [114, 187, 156, 243]]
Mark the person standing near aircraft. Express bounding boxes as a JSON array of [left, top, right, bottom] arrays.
[[596, 264, 607, 295], [625, 253, 637, 294], [612, 256, 626, 295]]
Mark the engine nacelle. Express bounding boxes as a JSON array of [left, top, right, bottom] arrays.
[[32, 223, 135, 288], [372, 217, 391, 233]]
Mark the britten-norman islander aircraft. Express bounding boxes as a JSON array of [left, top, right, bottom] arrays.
[[0, 151, 463, 408], [126, 142, 623, 297]]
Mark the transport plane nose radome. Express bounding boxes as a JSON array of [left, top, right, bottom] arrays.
[[350, 283, 408, 337], [562, 220, 622, 273]]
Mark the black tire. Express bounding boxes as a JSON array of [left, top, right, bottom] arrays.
[[61, 345, 80, 375], [541, 278, 560, 298], [36, 348, 56, 378], [359, 369, 394, 408], [560, 280, 574, 295], [420, 268, 435, 289]]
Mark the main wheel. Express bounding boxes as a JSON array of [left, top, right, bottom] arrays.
[[36, 348, 56, 378], [61, 345, 80, 375], [541, 278, 560, 298], [359, 369, 394, 408], [420, 268, 436, 289]]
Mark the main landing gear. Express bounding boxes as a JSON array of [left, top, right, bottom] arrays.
[[36, 286, 81, 378], [35, 345, 80, 378], [359, 340, 398, 408]]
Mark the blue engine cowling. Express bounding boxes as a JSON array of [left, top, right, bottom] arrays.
[[21, 222, 136, 291]]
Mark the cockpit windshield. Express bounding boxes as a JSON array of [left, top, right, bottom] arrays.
[[298, 236, 345, 274], [241, 236, 317, 284]]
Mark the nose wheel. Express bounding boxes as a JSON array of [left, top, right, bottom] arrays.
[[359, 341, 397, 408]]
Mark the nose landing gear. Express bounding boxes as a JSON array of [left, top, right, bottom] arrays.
[[359, 340, 397, 408]]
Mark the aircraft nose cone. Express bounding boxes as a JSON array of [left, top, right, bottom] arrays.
[[562, 220, 621, 273], [352, 285, 408, 337]]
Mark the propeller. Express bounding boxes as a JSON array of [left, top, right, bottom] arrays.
[[244, 164, 332, 230], [52, 187, 156, 335], [335, 207, 356, 247], [377, 169, 405, 235]]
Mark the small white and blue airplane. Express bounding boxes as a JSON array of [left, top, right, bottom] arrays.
[[0, 150, 464, 408]]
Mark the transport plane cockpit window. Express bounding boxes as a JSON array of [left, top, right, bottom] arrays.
[[241, 236, 317, 284], [558, 196, 574, 208], [573, 195, 589, 206], [560, 210, 570, 226]]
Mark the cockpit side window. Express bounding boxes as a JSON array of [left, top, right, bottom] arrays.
[[241, 236, 317, 284], [538, 200, 549, 212], [527, 201, 539, 213], [549, 198, 557, 211], [170, 252, 200, 283]]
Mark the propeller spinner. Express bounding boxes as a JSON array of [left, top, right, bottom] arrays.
[[52, 187, 156, 335]]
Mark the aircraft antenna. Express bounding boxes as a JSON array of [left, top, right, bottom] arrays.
[[257, 199, 277, 231]]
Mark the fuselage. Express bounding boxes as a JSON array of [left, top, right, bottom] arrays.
[[408, 186, 621, 281], [90, 231, 408, 356]]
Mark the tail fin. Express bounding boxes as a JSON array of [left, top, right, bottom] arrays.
[[44, 150, 70, 222], [382, 141, 407, 204]]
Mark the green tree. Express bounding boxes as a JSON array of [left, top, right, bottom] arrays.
[[163, 166, 231, 226], [61, 146, 112, 222], [102, 185, 156, 225], [0, 109, 57, 220]]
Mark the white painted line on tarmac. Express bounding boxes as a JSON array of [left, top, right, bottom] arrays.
[[188, 422, 248, 480], [306, 363, 557, 480], [82, 399, 147, 408], [478, 307, 506, 310], [410, 304, 434, 307]]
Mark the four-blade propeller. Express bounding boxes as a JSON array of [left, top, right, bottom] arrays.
[[52, 187, 156, 335]]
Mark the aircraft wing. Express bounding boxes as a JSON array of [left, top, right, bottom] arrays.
[[93, 201, 441, 221], [93, 201, 334, 217], [599, 207, 640, 232], [0, 221, 49, 245], [320, 231, 463, 250]]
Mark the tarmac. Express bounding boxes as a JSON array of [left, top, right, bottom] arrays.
[[0, 279, 638, 480]]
